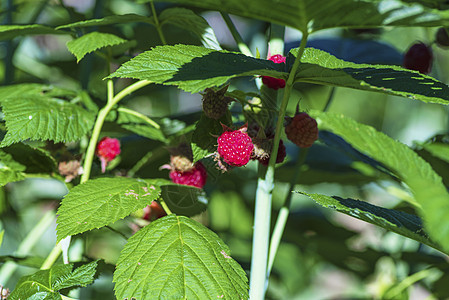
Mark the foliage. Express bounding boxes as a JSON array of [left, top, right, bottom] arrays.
[[1, 0, 449, 299]]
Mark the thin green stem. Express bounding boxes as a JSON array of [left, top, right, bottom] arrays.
[[81, 80, 152, 183], [150, 0, 167, 45], [220, 13, 253, 57], [249, 31, 309, 300], [117, 107, 160, 129], [266, 148, 309, 281], [158, 199, 173, 215], [0, 210, 56, 284], [268, 24, 285, 57], [128, 147, 165, 177], [323, 87, 335, 111], [41, 242, 62, 270], [384, 268, 436, 299]]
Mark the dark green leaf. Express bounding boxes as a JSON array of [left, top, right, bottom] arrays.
[[56, 178, 161, 242], [2, 143, 56, 174], [67, 32, 127, 62], [110, 45, 449, 105], [159, 8, 211, 42], [160, 184, 207, 216], [141, 0, 449, 33], [0, 24, 65, 40], [0, 96, 95, 147], [311, 111, 449, 253], [302, 193, 441, 251], [56, 14, 154, 30], [191, 114, 227, 162], [108, 44, 285, 93], [113, 215, 248, 300], [0, 151, 25, 186], [293, 48, 449, 105], [9, 261, 98, 300]]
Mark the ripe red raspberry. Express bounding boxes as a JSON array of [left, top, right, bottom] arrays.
[[217, 126, 254, 167], [403, 42, 433, 74], [202, 85, 233, 120], [285, 112, 318, 148], [262, 54, 286, 90], [95, 137, 121, 173], [169, 162, 207, 188]]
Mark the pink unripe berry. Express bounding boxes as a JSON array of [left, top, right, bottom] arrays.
[[169, 162, 208, 188], [95, 137, 121, 173], [262, 54, 286, 90]]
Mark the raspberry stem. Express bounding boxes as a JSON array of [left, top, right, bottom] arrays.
[[81, 80, 152, 183], [250, 30, 309, 300]]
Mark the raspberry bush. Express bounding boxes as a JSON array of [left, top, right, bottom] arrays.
[[2, 1, 449, 300]]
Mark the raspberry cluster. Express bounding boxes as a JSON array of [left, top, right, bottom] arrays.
[[285, 112, 318, 148], [262, 54, 287, 90], [249, 125, 286, 166], [95, 137, 121, 173]]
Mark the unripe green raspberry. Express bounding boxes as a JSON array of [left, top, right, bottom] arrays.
[[202, 85, 233, 119]]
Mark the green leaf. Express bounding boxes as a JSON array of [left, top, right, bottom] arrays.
[[420, 142, 449, 164], [161, 184, 207, 216], [0, 96, 95, 147], [56, 178, 161, 242], [302, 193, 441, 251], [117, 108, 167, 143], [0, 230, 3, 248], [110, 45, 449, 105], [0, 83, 77, 100], [56, 14, 154, 30], [0, 24, 65, 40], [0, 151, 26, 186], [292, 47, 449, 105], [137, 0, 449, 33], [191, 114, 227, 162], [108, 44, 285, 93], [113, 215, 248, 300], [9, 261, 98, 300], [67, 32, 127, 62], [311, 110, 449, 253], [159, 8, 212, 42], [3, 143, 56, 174]]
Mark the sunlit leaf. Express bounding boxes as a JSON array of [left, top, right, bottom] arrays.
[[9, 261, 98, 300], [56, 178, 161, 242], [113, 215, 248, 299], [0, 96, 95, 147], [67, 32, 127, 62]]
